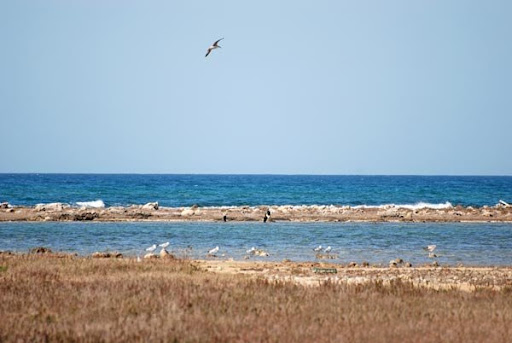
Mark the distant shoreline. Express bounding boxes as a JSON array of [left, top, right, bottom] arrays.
[[2, 202, 512, 223]]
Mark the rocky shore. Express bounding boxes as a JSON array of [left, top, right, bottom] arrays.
[[1, 201, 512, 222]]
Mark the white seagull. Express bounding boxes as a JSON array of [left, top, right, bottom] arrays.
[[159, 242, 170, 249], [208, 246, 220, 255], [246, 247, 256, 255], [146, 244, 157, 252], [423, 245, 437, 252], [324, 246, 332, 253], [205, 38, 223, 57], [314, 245, 323, 252]]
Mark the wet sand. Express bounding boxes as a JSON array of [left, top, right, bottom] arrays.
[[1, 202, 512, 222]]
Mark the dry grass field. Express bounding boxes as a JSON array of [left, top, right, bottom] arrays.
[[1, 254, 511, 342]]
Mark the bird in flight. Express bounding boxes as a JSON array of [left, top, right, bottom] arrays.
[[205, 38, 223, 57]]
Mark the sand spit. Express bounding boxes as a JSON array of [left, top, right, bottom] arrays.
[[1, 202, 512, 223]]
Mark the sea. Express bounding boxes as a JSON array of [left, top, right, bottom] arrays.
[[1, 174, 512, 265]]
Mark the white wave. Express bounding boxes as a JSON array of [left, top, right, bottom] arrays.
[[354, 202, 453, 210], [200, 203, 453, 211], [75, 200, 105, 208]]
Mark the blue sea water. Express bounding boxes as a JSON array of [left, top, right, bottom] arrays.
[[1, 174, 511, 207], [1, 174, 512, 265], [1, 221, 511, 266]]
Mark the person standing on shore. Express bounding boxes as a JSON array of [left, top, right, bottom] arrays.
[[264, 209, 271, 223]]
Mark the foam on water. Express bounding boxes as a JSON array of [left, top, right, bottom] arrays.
[[75, 200, 105, 208]]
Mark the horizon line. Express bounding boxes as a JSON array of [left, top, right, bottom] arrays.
[[0, 172, 511, 177]]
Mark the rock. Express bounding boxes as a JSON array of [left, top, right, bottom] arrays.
[[361, 261, 370, 267], [389, 260, 398, 268], [159, 248, 175, 259], [30, 247, 52, 254], [6, 208, 14, 213], [405, 262, 413, 268], [35, 203, 68, 212], [0, 202, 10, 209], [348, 262, 357, 268], [432, 261, 439, 267], [73, 212, 99, 221], [394, 258, 404, 264], [255, 249, 269, 257], [144, 253, 158, 259], [92, 252, 111, 258], [315, 253, 337, 259], [91, 252, 122, 258], [142, 202, 159, 210], [181, 209, 195, 216]]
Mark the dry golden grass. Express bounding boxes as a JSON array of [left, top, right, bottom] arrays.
[[1, 255, 511, 343]]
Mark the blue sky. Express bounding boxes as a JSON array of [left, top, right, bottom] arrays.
[[1, 0, 511, 175]]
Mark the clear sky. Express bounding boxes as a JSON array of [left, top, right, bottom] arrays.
[[1, 0, 511, 175]]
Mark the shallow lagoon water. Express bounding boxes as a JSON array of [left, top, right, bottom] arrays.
[[1, 221, 511, 266]]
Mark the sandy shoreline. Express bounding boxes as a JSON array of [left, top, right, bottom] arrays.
[[1, 202, 512, 222]]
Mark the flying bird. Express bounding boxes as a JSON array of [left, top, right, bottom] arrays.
[[205, 38, 223, 57]]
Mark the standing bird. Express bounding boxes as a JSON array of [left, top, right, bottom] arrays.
[[324, 246, 332, 253], [205, 38, 224, 57], [146, 244, 157, 252], [246, 247, 256, 255], [314, 245, 323, 252], [423, 245, 437, 252], [208, 246, 220, 255], [159, 242, 170, 249]]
